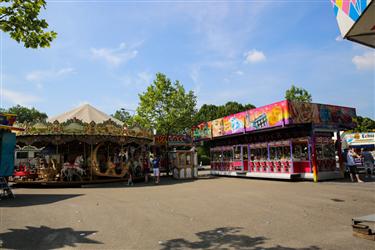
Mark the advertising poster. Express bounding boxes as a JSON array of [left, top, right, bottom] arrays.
[[212, 118, 225, 137], [245, 101, 289, 132], [288, 102, 356, 128], [223, 111, 246, 136], [192, 121, 211, 141]]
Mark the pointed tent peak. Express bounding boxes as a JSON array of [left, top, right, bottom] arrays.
[[47, 103, 123, 126]]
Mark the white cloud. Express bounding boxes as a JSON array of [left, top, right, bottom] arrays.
[[244, 49, 266, 63], [234, 70, 244, 75], [26, 67, 75, 82], [2, 88, 41, 106], [118, 71, 153, 89], [352, 52, 375, 70], [91, 43, 139, 67]]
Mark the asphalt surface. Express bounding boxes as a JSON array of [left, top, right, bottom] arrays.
[[1, 173, 374, 250]]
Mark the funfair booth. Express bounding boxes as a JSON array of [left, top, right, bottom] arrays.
[[0, 113, 23, 198], [14, 104, 153, 185], [192, 101, 356, 181], [332, 0, 374, 48]]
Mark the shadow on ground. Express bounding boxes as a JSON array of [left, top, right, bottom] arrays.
[[0, 194, 83, 207], [81, 175, 217, 189], [160, 227, 320, 250], [0, 225, 101, 250]]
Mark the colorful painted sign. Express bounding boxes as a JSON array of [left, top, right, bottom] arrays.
[[154, 135, 193, 146], [192, 100, 356, 141], [343, 132, 375, 146], [192, 121, 211, 140], [212, 118, 225, 137], [223, 111, 246, 135], [0, 113, 16, 127], [332, 0, 374, 48], [246, 101, 289, 132], [288, 102, 356, 128]]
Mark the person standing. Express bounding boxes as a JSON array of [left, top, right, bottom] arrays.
[[152, 155, 160, 184], [143, 154, 150, 183], [127, 163, 134, 186], [347, 148, 363, 183], [361, 148, 374, 178]]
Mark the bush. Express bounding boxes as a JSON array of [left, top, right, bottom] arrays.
[[198, 155, 211, 165]]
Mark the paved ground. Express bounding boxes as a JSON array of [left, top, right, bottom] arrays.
[[1, 173, 374, 250]]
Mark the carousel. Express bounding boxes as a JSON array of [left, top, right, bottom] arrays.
[[13, 104, 153, 186]]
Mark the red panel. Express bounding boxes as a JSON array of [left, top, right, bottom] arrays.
[[243, 160, 249, 171], [232, 161, 242, 167], [293, 161, 311, 173]]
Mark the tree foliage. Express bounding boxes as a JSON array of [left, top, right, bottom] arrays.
[[352, 116, 375, 132], [134, 73, 197, 135], [0, 0, 57, 48], [112, 108, 135, 127], [285, 85, 312, 103], [193, 101, 255, 124], [3, 104, 47, 123]]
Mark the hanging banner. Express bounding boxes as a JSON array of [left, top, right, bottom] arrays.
[[192, 121, 212, 141], [212, 118, 225, 137], [223, 111, 246, 136], [245, 100, 289, 132]]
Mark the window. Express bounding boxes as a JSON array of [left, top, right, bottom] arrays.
[[242, 146, 248, 160], [292, 141, 309, 161], [269, 147, 277, 160], [234, 146, 241, 160], [316, 144, 323, 160], [223, 149, 233, 161], [323, 143, 335, 159], [16, 152, 29, 159], [282, 146, 291, 160]]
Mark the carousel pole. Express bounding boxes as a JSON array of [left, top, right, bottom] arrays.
[[90, 143, 93, 181]]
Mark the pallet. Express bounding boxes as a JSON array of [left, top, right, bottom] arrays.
[[352, 214, 375, 241]]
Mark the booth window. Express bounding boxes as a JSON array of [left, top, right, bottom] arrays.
[[234, 146, 241, 160], [293, 141, 309, 161], [269, 147, 277, 160], [282, 146, 291, 160], [323, 143, 335, 159], [242, 146, 248, 160], [16, 152, 29, 159], [223, 149, 233, 162]]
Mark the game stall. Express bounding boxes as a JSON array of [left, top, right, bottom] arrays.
[[153, 134, 197, 178], [193, 100, 356, 181]]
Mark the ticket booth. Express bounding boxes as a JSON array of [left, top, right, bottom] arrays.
[[171, 150, 197, 179]]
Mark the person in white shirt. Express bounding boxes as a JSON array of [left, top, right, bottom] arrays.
[[347, 148, 363, 183]]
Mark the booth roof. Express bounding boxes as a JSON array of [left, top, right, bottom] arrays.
[[47, 104, 123, 126]]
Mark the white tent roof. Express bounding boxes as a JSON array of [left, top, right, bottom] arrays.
[[47, 104, 123, 126]]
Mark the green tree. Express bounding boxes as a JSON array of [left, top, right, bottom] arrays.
[[194, 101, 255, 124], [0, 0, 57, 48], [6, 104, 47, 123], [352, 116, 375, 132], [135, 73, 197, 135], [285, 85, 312, 102], [112, 108, 135, 127]]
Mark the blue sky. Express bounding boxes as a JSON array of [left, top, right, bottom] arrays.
[[1, 0, 374, 118]]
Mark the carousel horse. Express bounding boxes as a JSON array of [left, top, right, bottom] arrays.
[[61, 155, 85, 182]]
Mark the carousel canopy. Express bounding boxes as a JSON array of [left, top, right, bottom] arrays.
[[47, 104, 123, 126]]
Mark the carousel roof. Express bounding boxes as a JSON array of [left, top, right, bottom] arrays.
[[47, 104, 123, 126]]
